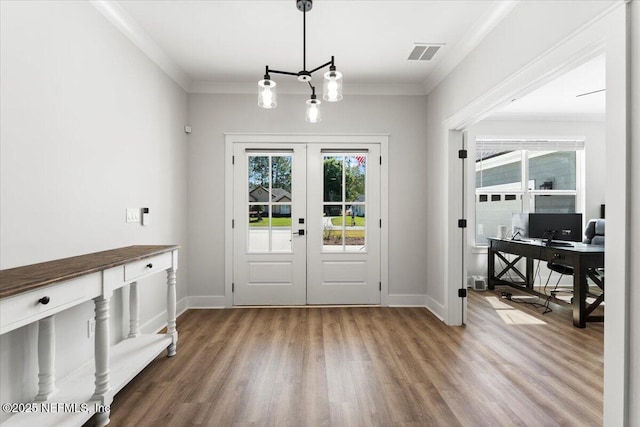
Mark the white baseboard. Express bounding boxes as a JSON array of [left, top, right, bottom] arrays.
[[177, 297, 189, 317], [141, 297, 189, 334], [140, 294, 446, 333], [425, 295, 445, 321], [142, 310, 170, 335], [187, 295, 228, 309], [386, 294, 427, 307]]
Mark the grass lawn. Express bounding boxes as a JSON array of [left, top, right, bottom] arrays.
[[345, 230, 365, 238], [330, 216, 365, 227], [249, 217, 292, 227], [324, 230, 365, 238]]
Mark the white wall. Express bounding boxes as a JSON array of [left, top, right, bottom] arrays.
[[187, 93, 428, 303], [464, 119, 606, 277], [0, 1, 188, 418]]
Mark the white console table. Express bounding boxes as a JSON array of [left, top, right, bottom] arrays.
[[0, 245, 179, 426]]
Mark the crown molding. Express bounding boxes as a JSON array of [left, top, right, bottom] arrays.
[[89, 0, 191, 91], [189, 81, 426, 96], [422, 0, 520, 95], [485, 112, 606, 122]]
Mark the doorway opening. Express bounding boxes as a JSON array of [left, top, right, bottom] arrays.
[[462, 53, 605, 327]]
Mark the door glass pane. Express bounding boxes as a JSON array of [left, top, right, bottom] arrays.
[[248, 205, 269, 252], [529, 151, 576, 190], [345, 205, 366, 252], [323, 204, 343, 248], [324, 155, 343, 202], [346, 155, 366, 203], [476, 194, 523, 246], [247, 154, 293, 253], [272, 155, 292, 201], [248, 156, 269, 199], [271, 206, 292, 252], [249, 204, 267, 224]]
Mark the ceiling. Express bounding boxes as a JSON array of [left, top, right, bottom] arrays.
[[490, 54, 606, 120], [97, 0, 516, 94], [94, 1, 605, 119]]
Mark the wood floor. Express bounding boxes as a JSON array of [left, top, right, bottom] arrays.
[[99, 290, 603, 426]]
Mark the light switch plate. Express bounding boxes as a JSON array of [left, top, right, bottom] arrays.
[[126, 208, 140, 223]]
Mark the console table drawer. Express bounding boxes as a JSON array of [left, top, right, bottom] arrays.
[[124, 252, 172, 282], [0, 273, 101, 334]]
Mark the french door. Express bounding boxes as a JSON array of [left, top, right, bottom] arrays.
[[232, 142, 381, 305]]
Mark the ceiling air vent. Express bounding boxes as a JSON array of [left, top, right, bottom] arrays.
[[408, 44, 443, 61]]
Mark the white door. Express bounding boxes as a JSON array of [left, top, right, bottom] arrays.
[[233, 142, 381, 305], [233, 144, 307, 305], [306, 145, 381, 304]]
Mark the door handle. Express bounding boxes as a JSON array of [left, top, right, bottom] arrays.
[[293, 229, 305, 236]]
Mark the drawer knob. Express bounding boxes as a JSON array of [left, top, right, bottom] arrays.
[[146, 263, 153, 269], [38, 296, 50, 305]]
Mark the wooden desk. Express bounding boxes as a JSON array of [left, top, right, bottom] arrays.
[[487, 238, 604, 328], [0, 245, 179, 426]]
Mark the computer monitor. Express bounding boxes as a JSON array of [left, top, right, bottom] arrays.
[[511, 213, 583, 242]]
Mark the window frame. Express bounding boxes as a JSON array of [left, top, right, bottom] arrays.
[[474, 140, 585, 247]]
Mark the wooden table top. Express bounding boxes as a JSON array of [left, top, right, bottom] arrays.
[[0, 245, 178, 299]]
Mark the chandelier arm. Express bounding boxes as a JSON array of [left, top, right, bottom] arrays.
[[308, 59, 334, 75], [267, 69, 300, 77], [258, 0, 340, 118]]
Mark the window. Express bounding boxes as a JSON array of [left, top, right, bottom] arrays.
[[247, 153, 293, 252], [475, 139, 584, 246], [322, 153, 367, 252]]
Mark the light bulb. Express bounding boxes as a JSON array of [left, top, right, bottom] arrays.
[[258, 79, 277, 109], [305, 98, 321, 123], [326, 80, 338, 101], [262, 87, 273, 106], [323, 70, 343, 102], [308, 104, 319, 122]]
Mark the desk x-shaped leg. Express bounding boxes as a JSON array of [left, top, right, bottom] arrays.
[[584, 268, 604, 318], [495, 252, 528, 284]]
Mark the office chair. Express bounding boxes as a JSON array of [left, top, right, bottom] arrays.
[[547, 219, 605, 312]]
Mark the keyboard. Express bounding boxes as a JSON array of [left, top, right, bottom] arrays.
[[547, 241, 574, 247]]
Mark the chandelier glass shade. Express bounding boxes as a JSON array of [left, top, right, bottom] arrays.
[[323, 69, 343, 102], [258, 0, 343, 122], [305, 97, 321, 123], [257, 79, 277, 109]]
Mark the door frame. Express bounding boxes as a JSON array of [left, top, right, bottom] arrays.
[[224, 133, 389, 308]]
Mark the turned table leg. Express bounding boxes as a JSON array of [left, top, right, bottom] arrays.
[[166, 268, 178, 357], [34, 315, 57, 401], [128, 282, 139, 338], [92, 295, 111, 426]]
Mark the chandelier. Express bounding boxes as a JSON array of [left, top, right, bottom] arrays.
[[257, 0, 343, 123]]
